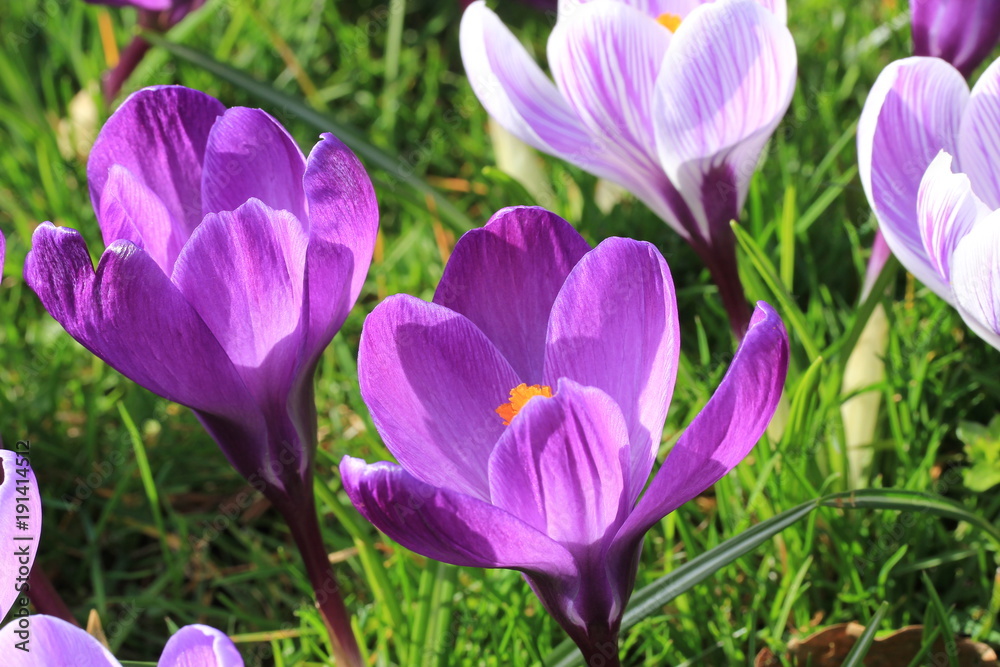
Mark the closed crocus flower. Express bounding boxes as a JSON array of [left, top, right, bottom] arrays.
[[25, 85, 376, 666], [0, 615, 243, 666], [911, 0, 1000, 78], [460, 0, 796, 336], [858, 55, 1000, 311], [340, 207, 789, 663]]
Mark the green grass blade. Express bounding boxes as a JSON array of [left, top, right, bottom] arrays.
[[141, 33, 475, 233], [840, 601, 889, 667], [921, 572, 960, 667]]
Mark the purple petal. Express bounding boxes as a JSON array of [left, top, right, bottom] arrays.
[[24, 224, 269, 482], [301, 134, 379, 361], [488, 380, 629, 548], [548, 2, 670, 186], [951, 214, 1000, 350], [460, 2, 662, 209], [912, 0, 1000, 77], [83, 0, 174, 9], [170, 199, 307, 413], [610, 302, 788, 557], [857, 56, 969, 300], [158, 625, 244, 667], [543, 238, 678, 502], [97, 166, 180, 274], [434, 207, 590, 383], [0, 451, 40, 620], [653, 0, 796, 244], [341, 457, 576, 576], [357, 295, 520, 501], [958, 58, 1000, 209], [201, 107, 307, 220], [88, 86, 225, 246], [861, 230, 892, 300], [916, 151, 990, 284], [0, 615, 117, 666]]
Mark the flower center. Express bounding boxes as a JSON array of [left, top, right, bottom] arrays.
[[657, 12, 682, 32], [495, 383, 553, 426]]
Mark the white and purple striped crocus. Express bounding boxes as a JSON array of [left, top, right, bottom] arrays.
[[459, 0, 796, 336], [859, 55, 1000, 347], [0, 451, 40, 620], [340, 207, 789, 663], [0, 615, 243, 666], [24, 85, 375, 664], [911, 0, 1000, 78]]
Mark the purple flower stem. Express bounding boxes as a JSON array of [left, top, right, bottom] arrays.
[[271, 484, 362, 667], [693, 240, 752, 340], [575, 626, 622, 667], [28, 565, 79, 627], [103, 34, 152, 103]]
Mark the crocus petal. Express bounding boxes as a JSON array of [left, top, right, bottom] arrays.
[[916, 151, 990, 283], [544, 238, 678, 502], [488, 380, 629, 548], [610, 302, 788, 557], [0, 615, 118, 667], [653, 0, 796, 243], [912, 0, 1000, 78], [341, 458, 576, 577], [951, 215, 1000, 350], [97, 166, 180, 274], [548, 1, 670, 181], [88, 86, 225, 243], [201, 107, 307, 221], [857, 56, 969, 301], [84, 0, 173, 8], [460, 2, 650, 198], [0, 451, 40, 620], [24, 224, 270, 482], [301, 133, 379, 361], [434, 207, 590, 382], [958, 58, 1000, 209], [170, 199, 307, 403], [158, 625, 244, 667], [357, 295, 520, 501], [558, 0, 785, 23]]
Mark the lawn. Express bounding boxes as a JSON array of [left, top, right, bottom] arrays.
[[0, 0, 998, 664]]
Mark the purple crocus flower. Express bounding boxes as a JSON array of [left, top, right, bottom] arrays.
[[24, 85, 376, 666], [858, 55, 1000, 312], [0, 615, 243, 666], [340, 206, 789, 663], [911, 0, 1000, 78], [0, 451, 41, 620], [459, 0, 796, 336]]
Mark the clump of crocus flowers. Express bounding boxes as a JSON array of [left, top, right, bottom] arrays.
[[25, 85, 378, 667], [341, 206, 789, 663], [460, 0, 797, 336]]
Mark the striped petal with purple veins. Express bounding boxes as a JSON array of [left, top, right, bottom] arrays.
[[0, 451, 40, 621]]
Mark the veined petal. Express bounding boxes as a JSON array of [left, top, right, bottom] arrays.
[[912, 0, 1000, 77], [0, 615, 118, 667], [916, 152, 990, 283], [171, 199, 308, 405], [158, 625, 244, 667], [488, 380, 629, 549], [434, 207, 590, 383], [558, 0, 785, 23], [857, 57, 969, 302], [88, 86, 224, 244], [0, 451, 40, 620], [460, 2, 658, 203], [201, 107, 307, 221], [610, 302, 787, 560], [24, 224, 270, 483], [357, 295, 520, 501], [544, 238, 678, 503], [97, 166, 180, 274], [653, 0, 796, 242], [340, 458, 576, 577], [548, 1, 670, 180], [951, 214, 1000, 350], [958, 57, 1000, 209], [301, 134, 379, 363]]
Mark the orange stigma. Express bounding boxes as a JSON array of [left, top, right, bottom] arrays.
[[496, 383, 553, 425], [657, 12, 682, 32]]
